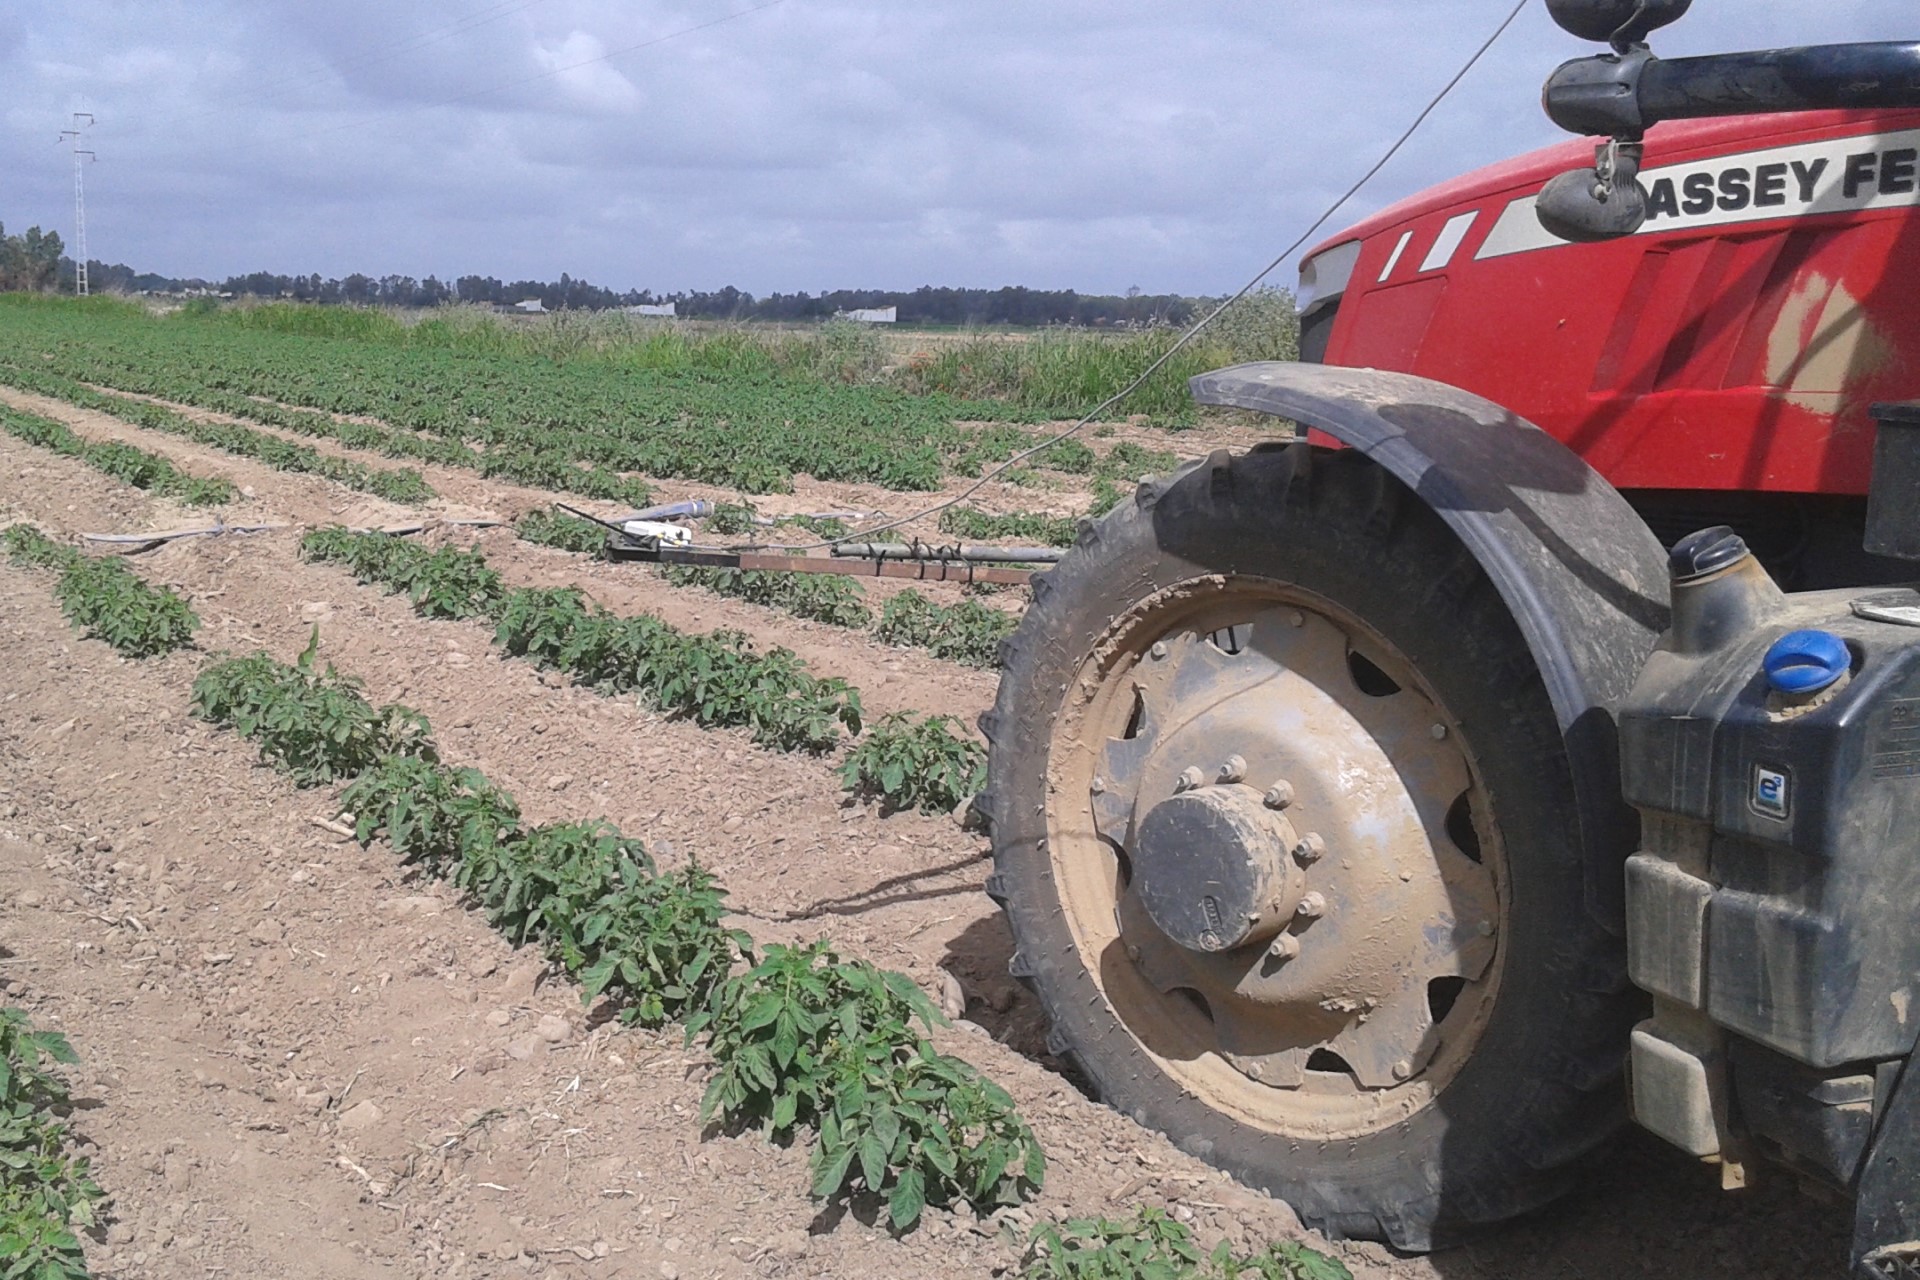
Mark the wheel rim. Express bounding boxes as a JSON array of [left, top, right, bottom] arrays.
[[1046, 575, 1508, 1139]]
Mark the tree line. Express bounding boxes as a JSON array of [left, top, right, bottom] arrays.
[[4, 219, 1211, 327]]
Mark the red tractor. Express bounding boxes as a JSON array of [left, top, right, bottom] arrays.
[[979, 4, 1920, 1274]]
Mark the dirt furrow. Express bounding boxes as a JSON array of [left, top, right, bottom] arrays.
[[0, 509, 1350, 1280], [0, 394, 1847, 1280]]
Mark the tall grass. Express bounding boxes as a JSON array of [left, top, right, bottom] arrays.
[[9, 288, 1297, 423]]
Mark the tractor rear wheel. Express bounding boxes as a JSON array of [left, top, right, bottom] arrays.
[[981, 443, 1639, 1250]]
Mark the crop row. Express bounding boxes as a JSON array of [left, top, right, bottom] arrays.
[[0, 359, 433, 504], [3, 524, 200, 657], [0, 402, 238, 506], [8, 353, 656, 510], [0, 1009, 103, 1280], [662, 564, 874, 628], [299, 527, 985, 811], [515, 509, 1019, 670], [0, 301, 1049, 495], [189, 633, 1043, 1231], [1024, 1207, 1350, 1280]]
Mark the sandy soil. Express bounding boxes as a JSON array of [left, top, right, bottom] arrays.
[[0, 392, 1854, 1280]]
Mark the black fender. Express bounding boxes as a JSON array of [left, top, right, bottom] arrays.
[[1189, 362, 1671, 931]]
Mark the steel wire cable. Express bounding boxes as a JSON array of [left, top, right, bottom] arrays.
[[751, 0, 1534, 556]]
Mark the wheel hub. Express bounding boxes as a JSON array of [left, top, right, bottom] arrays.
[[1132, 784, 1303, 953], [1083, 594, 1501, 1093]]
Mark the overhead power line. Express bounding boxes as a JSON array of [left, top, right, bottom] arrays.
[[774, 0, 1534, 554]]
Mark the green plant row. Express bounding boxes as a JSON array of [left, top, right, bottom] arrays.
[[0, 402, 238, 506], [661, 564, 873, 629], [512, 508, 1015, 671], [299, 527, 862, 754], [305, 526, 990, 812], [690, 940, 1044, 1231], [2, 524, 200, 657], [873, 590, 1016, 670], [189, 635, 1041, 1230], [0, 301, 1043, 495], [514, 509, 610, 554], [1022, 1207, 1350, 1280], [127, 379, 655, 509], [937, 506, 1079, 548], [0, 359, 434, 504], [0, 1008, 104, 1280], [1086, 441, 1182, 517]]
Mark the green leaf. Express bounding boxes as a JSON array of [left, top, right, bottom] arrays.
[[810, 1144, 855, 1200], [888, 1167, 926, 1231], [857, 1129, 888, 1192]]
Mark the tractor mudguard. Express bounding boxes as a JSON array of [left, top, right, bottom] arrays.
[[1189, 362, 1672, 929]]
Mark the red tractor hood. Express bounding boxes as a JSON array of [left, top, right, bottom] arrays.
[[1297, 109, 1920, 497]]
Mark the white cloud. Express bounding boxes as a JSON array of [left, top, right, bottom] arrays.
[[2, 0, 1915, 292]]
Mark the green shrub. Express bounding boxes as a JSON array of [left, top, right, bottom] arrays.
[[663, 564, 872, 628], [707, 501, 761, 536], [0, 404, 238, 504], [937, 506, 1077, 547], [838, 712, 986, 814], [1022, 1207, 1351, 1280], [516, 509, 608, 554], [302, 526, 507, 620], [0, 1009, 102, 1280], [491, 588, 863, 753], [191, 628, 436, 785], [873, 590, 1015, 668], [5, 524, 200, 657]]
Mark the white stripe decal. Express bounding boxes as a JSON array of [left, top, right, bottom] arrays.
[[1378, 230, 1413, 282], [1420, 212, 1480, 272], [1475, 126, 1920, 262]]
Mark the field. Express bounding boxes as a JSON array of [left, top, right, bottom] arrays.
[[0, 296, 1843, 1280]]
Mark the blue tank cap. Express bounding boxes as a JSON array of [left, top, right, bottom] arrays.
[[1764, 629, 1852, 696]]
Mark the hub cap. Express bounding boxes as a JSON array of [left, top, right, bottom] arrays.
[[1051, 578, 1506, 1136]]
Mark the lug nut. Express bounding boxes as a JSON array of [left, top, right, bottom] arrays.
[[1247, 1063, 1265, 1081], [1263, 781, 1295, 810], [1125, 943, 1142, 961], [1219, 754, 1247, 784], [1090, 776, 1107, 795], [1392, 1059, 1414, 1081], [1176, 766, 1205, 792], [1295, 892, 1327, 920], [1477, 919, 1497, 938], [1150, 641, 1169, 660], [1268, 935, 1301, 962], [1287, 611, 1306, 628], [1292, 833, 1325, 865], [1430, 723, 1449, 741]]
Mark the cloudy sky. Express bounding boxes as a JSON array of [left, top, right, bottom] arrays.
[[2, 2, 1913, 295]]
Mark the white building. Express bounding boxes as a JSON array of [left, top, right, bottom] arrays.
[[839, 306, 897, 324], [512, 298, 547, 314], [625, 302, 676, 318]]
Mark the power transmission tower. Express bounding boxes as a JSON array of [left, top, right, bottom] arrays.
[[56, 113, 95, 296]]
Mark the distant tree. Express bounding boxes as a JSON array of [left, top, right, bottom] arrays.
[[0, 224, 65, 292]]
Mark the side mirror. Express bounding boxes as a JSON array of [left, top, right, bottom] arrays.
[[1546, 0, 1692, 48]]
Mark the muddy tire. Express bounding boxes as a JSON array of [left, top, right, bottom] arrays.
[[980, 444, 1640, 1250]]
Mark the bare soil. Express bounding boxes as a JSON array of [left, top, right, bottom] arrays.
[[0, 393, 1852, 1279]]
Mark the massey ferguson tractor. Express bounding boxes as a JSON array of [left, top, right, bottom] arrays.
[[976, 3, 1920, 1273]]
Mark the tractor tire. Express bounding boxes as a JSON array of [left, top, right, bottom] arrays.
[[980, 443, 1640, 1250]]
